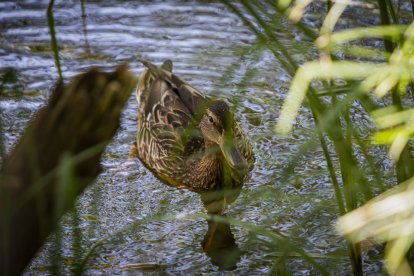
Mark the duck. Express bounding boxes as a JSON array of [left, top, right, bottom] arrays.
[[135, 59, 254, 194]]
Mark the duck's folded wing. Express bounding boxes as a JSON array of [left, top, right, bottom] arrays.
[[142, 77, 200, 159], [139, 59, 207, 116], [170, 74, 206, 116], [144, 79, 190, 122], [235, 122, 255, 167]]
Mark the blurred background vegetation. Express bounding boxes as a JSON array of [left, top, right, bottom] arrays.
[[2, 0, 414, 274]]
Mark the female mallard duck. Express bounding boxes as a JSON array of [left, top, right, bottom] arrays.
[[136, 60, 254, 193]]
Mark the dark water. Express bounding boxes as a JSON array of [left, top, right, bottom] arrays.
[[0, 0, 389, 274]]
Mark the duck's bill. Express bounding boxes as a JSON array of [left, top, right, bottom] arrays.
[[220, 137, 247, 172]]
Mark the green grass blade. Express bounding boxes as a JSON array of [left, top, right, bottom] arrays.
[[47, 0, 63, 81]]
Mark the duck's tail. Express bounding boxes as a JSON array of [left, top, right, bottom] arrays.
[[136, 59, 173, 102], [137, 59, 173, 76]]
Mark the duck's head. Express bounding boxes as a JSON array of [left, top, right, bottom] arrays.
[[199, 100, 247, 172]]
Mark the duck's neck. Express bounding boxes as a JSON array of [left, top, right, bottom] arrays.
[[188, 144, 222, 190]]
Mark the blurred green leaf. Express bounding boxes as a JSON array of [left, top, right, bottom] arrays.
[[317, 25, 407, 50]]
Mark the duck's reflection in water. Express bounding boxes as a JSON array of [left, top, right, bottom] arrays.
[[201, 217, 243, 271], [199, 187, 244, 271]]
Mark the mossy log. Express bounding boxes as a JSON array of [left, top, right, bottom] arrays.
[[0, 65, 136, 275]]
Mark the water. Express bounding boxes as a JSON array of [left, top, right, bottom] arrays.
[[0, 0, 390, 274]]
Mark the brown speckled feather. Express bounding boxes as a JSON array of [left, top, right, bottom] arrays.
[[136, 60, 254, 192]]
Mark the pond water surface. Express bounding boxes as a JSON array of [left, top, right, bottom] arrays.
[[0, 0, 391, 274]]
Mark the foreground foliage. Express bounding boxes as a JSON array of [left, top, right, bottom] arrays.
[[222, 0, 414, 274]]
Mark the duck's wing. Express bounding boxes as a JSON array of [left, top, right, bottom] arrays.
[[235, 122, 255, 170], [137, 60, 186, 122], [138, 59, 207, 116]]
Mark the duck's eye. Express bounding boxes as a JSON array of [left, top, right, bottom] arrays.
[[208, 116, 214, 123]]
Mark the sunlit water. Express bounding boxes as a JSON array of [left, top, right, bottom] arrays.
[[0, 0, 393, 274]]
